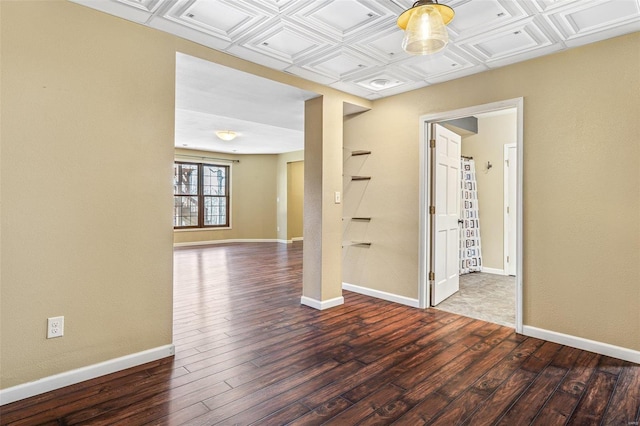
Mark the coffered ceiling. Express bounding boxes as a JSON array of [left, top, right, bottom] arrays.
[[70, 0, 639, 99], [70, 0, 639, 154]]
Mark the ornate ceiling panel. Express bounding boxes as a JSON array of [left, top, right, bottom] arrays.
[[71, 0, 640, 100], [68, 0, 639, 153]]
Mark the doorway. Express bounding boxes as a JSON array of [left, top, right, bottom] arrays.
[[418, 98, 523, 333]]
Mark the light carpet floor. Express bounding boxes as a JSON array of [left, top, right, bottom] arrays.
[[435, 272, 515, 327]]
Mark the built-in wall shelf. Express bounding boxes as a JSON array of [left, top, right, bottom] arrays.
[[342, 241, 372, 248], [344, 148, 372, 251], [344, 148, 372, 157]]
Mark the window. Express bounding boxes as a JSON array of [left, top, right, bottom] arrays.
[[174, 161, 229, 228]]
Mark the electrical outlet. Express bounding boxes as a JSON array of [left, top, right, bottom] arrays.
[[47, 316, 64, 339]]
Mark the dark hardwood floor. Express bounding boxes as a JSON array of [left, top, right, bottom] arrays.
[[2, 242, 639, 425]]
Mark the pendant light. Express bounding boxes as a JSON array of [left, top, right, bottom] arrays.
[[397, 0, 455, 55]]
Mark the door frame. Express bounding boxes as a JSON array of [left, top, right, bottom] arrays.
[[504, 143, 517, 276], [418, 98, 524, 333]]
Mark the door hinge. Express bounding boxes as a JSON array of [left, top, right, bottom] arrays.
[[429, 206, 435, 215], [507, 206, 510, 214], [507, 256, 510, 263], [430, 139, 436, 148], [428, 271, 435, 281], [506, 159, 509, 167]]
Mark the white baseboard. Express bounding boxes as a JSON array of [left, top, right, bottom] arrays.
[[342, 282, 420, 308], [481, 267, 506, 275], [300, 296, 344, 310], [277, 237, 304, 244], [0, 344, 175, 406], [522, 326, 639, 365], [174, 239, 280, 247]]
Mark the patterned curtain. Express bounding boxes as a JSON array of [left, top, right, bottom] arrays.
[[460, 158, 483, 274]]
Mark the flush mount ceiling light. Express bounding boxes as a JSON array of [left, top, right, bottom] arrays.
[[397, 0, 455, 55], [370, 78, 391, 88], [215, 130, 237, 141]]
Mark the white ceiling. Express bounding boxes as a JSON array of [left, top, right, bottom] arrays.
[[70, 0, 640, 154], [175, 53, 317, 154]]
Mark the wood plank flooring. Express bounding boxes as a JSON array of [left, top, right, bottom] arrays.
[[2, 242, 639, 425]]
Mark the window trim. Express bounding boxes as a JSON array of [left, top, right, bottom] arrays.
[[173, 161, 230, 229]]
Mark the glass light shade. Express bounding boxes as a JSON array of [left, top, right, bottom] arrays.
[[216, 130, 237, 141], [401, 5, 449, 55]]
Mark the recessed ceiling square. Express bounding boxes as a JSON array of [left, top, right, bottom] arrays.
[[401, 52, 472, 77], [183, 1, 252, 33], [310, 1, 378, 33], [565, 0, 639, 33], [261, 27, 318, 57], [448, 0, 511, 34], [365, 29, 407, 59], [475, 29, 537, 58], [314, 53, 365, 77]]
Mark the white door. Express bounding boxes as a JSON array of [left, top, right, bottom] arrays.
[[431, 124, 461, 305], [505, 144, 517, 276]]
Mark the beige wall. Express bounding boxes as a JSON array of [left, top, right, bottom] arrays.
[[344, 33, 640, 351], [303, 96, 344, 302], [461, 111, 517, 270], [342, 135, 375, 285], [303, 98, 324, 301], [173, 149, 278, 244], [0, 1, 177, 387], [342, 111, 421, 296], [276, 150, 304, 242], [1, 1, 367, 391], [287, 161, 304, 240]]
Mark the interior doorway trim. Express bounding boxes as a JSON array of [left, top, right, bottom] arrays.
[[504, 143, 517, 276], [418, 98, 524, 333]]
